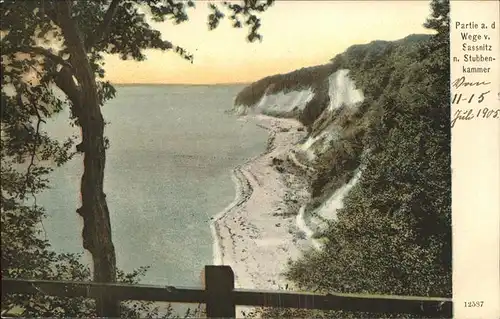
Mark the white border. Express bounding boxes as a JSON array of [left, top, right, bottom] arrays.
[[451, 1, 500, 318]]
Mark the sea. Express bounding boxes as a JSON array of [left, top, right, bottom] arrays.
[[38, 84, 269, 288]]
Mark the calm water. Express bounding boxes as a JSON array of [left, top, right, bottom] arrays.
[[39, 84, 268, 287]]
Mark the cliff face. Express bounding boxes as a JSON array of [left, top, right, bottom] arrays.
[[232, 21, 453, 317], [233, 33, 433, 240]]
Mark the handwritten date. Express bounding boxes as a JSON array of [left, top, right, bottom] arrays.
[[452, 91, 490, 104], [451, 107, 500, 127]]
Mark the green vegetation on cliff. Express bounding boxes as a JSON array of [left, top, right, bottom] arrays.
[[308, 33, 433, 213], [247, 1, 451, 318]]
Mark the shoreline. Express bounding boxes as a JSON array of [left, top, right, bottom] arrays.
[[210, 114, 312, 291]]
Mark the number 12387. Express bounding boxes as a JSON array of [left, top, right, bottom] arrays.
[[464, 301, 484, 307]]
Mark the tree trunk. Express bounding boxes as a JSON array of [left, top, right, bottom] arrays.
[[55, 2, 120, 317]]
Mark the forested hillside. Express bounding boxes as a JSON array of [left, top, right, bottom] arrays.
[[239, 2, 450, 318]]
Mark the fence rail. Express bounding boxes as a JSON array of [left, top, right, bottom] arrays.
[[2, 265, 452, 318]]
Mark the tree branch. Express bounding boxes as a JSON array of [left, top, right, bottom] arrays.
[[41, 0, 59, 25], [15, 89, 45, 200], [53, 66, 82, 107], [2, 45, 74, 72], [85, 0, 122, 50]]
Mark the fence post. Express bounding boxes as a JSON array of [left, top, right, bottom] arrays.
[[204, 265, 236, 318]]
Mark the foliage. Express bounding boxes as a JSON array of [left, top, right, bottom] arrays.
[[1, 0, 273, 317], [253, 1, 451, 318], [307, 34, 430, 208], [0, 60, 201, 318], [424, 0, 450, 44], [233, 63, 335, 109]]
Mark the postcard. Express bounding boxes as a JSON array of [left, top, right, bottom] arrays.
[[1, 1, 498, 318]]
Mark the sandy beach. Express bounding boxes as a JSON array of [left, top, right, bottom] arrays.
[[211, 114, 313, 292]]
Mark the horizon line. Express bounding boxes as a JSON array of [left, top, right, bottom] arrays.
[[111, 82, 251, 86]]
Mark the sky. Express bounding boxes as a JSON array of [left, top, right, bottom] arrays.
[[104, 1, 434, 85]]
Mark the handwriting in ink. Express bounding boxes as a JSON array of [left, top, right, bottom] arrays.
[[451, 90, 490, 104], [451, 107, 500, 128], [452, 76, 491, 89], [476, 108, 500, 119], [451, 109, 474, 127]]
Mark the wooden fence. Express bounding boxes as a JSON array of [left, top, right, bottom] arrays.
[[2, 265, 452, 318]]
